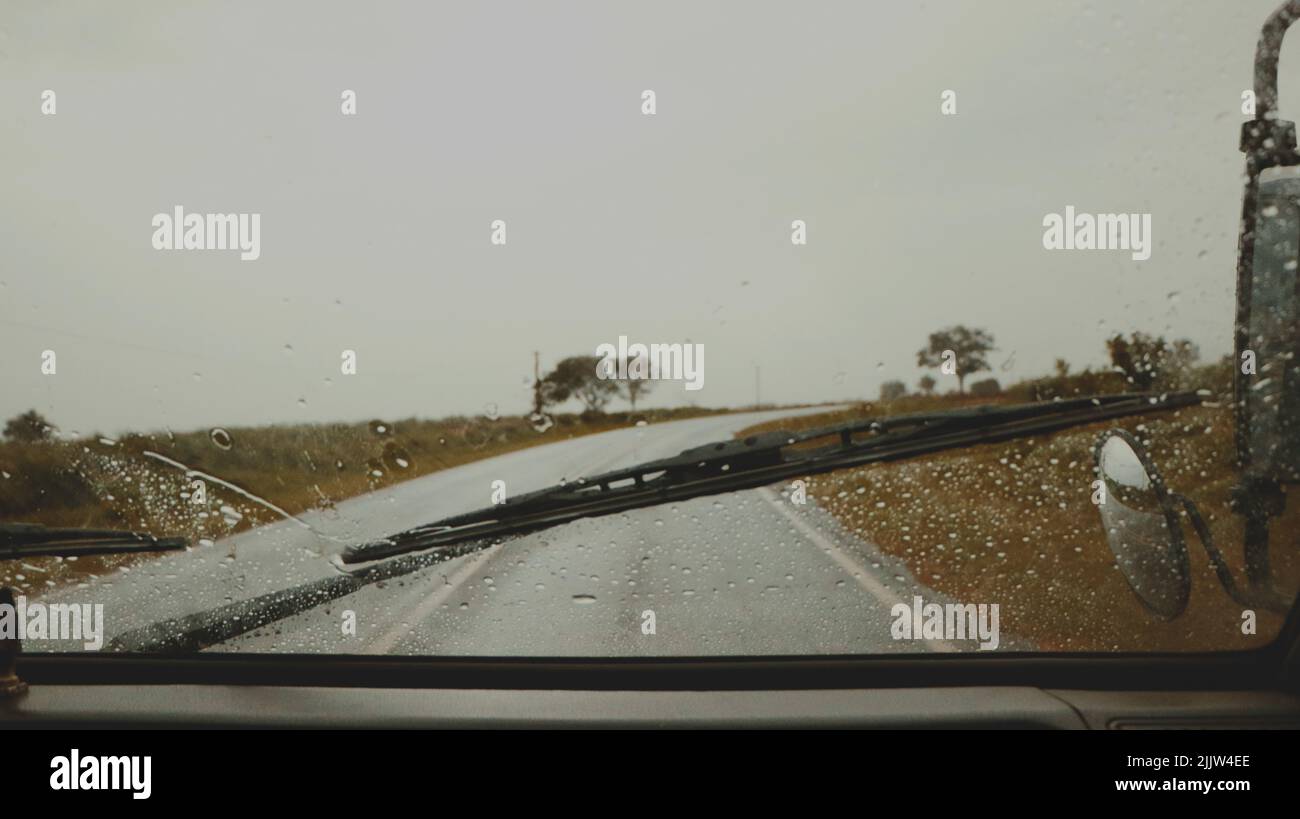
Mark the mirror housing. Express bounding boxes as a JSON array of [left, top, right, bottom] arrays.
[[1238, 167, 1300, 483], [1236, 1, 1300, 485], [1093, 431, 1191, 619]]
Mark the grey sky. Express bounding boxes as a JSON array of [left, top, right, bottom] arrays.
[[1, 1, 1293, 435]]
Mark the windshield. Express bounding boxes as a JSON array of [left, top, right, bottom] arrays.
[[2, 0, 1298, 657]]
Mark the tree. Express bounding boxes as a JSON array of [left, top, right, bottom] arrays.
[[621, 378, 653, 411], [3, 410, 54, 442], [540, 356, 620, 414], [1164, 339, 1201, 384], [1105, 332, 1199, 391], [621, 354, 655, 411], [879, 380, 907, 401], [916, 326, 995, 394], [1053, 358, 1071, 379], [917, 374, 936, 396], [969, 377, 1001, 397]]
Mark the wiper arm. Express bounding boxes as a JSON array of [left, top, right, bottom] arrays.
[[343, 391, 1203, 564], [0, 523, 188, 559]]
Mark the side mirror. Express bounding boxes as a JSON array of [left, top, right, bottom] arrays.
[[1094, 431, 1191, 619], [1223, 0, 1300, 595], [1237, 0, 1300, 485], [1239, 166, 1300, 483], [1094, 430, 1289, 617]]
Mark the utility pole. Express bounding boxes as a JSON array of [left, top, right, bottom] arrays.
[[755, 365, 761, 408], [532, 351, 542, 415]]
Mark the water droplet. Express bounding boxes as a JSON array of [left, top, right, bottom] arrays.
[[529, 412, 554, 433], [382, 442, 412, 471]]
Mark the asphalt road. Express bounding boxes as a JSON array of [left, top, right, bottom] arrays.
[[33, 407, 978, 655]]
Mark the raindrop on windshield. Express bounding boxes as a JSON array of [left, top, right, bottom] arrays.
[[209, 428, 234, 450], [382, 442, 412, 471], [529, 412, 554, 433]]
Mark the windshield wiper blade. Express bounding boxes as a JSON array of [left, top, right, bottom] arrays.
[[343, 391, 1203, 564], [0, 523, 188, 559]]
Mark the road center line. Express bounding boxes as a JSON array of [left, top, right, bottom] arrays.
[[366, 544, 504, 654]]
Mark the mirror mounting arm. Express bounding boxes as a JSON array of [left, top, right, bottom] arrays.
[[1253, 0, 1300, 127], [1242, 1, 1300, 171], [1230, 473, 1287, 520], [1176, 493, 1288, 613], [1231, 475, 1287, 592]]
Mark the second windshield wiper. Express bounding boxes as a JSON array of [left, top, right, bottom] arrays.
[[343, 391, 1203, 564], [0, 523, 188, 559]]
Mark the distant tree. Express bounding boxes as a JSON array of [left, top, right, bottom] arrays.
[[917, 374, 936, 396], [540, 356, 620, 414], [620, 356, 655, 411], [880, 380, 908, 401], [916, 326, 996, 394], [3, 410, 54, 442], [1165, 339, 1201, 379], [1054, 358, 1071, 379], [1106, 333, 1148, 388], [1105, 332, 1199, 391], [969, 377, 1001, 397]]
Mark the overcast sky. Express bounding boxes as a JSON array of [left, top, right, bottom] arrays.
[[2, 0, 1295, 435]]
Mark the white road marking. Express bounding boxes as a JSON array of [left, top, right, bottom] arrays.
[[757, 487, 957, 652], [366, 544, 504, 654]]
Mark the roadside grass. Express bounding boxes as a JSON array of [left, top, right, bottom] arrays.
[[0, 406, 743, 592], [738, 396, 1300, 652]]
